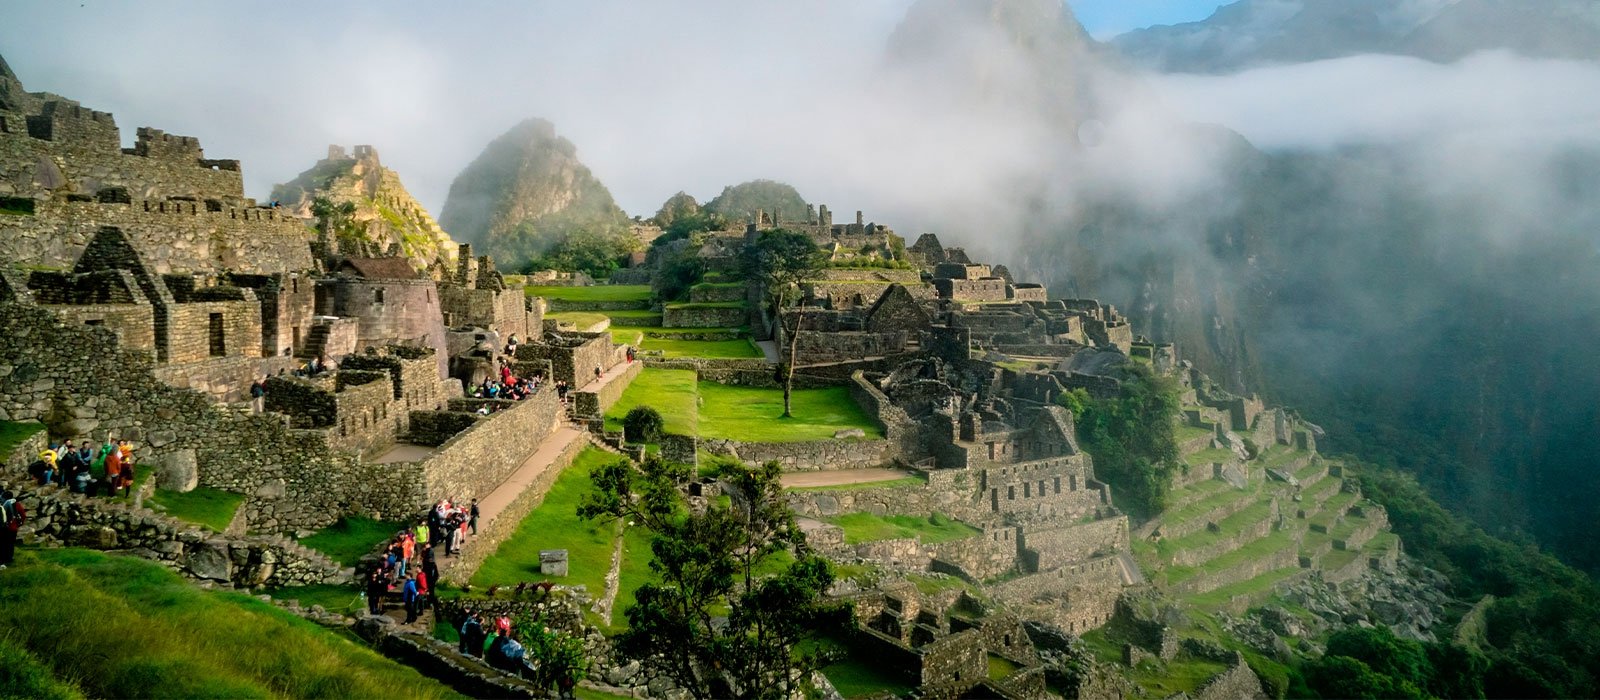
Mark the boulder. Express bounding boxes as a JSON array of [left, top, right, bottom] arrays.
[[156, 448, 198, 492], [833, 428, 866, 439], [185, 540, 233, 581], [71, 525, 119, 549]]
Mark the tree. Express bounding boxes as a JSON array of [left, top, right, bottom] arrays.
[[1057, 363, 1180, 519], [512, 610, 588, 697], [622, 406, 665, 444], [739, 229, 824, 417], [578, 455, 835, 700], [311, 196, 362, 258]]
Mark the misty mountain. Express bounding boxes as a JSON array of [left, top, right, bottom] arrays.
[[438, 118, 628, 269], [888, 0, 1600, 571], [270, 146, 457, 268], [1114, 0, 1600, 73], [703, 180, 808, 223]]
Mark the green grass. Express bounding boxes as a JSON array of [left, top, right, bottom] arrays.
[[824, 513, 980, 545], [822, 653, 917, 699], [525, 285, 653, 302], [472, 447, 650, 630], [697, 383, 882, 442], [297, 516, 408, 566], [1187, 567, 1304, 609], [1131, 657, 1229, 697], [546, 311, 611, 330], [604, 368, 698, 436], [786, 475, 928, 492], [1186, 447, 1236, 466], [575, 686, 635, 700], [267, 583, 367, 616], [1162, 482, 1256, 525], [146, 486, 244, 532], [1175, 424, 1215, 444], [0, 420, 45, 460], [603, 310, 664, 321], [988, 654, 1021, 681], [1158, 501, 1276, 561], [0, 548, 463, 699], [640, 337, 761, 358], [665, 301, 746, 310]]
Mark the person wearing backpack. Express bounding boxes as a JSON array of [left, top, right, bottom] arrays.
[[250, 377, 267, 413]]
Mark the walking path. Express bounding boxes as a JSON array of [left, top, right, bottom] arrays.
[[781, 468, 914, 489], [756, 340, 780, 364], [575, 360, 636, 395], [472, 425, 586, 530]]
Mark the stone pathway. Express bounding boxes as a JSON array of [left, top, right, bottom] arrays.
[[575, 360, 637, 395], [756, 340, 780, 364], [780, 468, 914, 489], [471, 425, 586, 531], [372, 442, 434, 464]]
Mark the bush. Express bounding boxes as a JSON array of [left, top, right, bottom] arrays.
[[623, 406, 665, 444]]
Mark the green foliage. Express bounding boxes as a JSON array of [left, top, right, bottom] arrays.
[[525, 285, 653, 303], [579, 457, 835, 700], [0, 549, 461, 699], [297, 516, 408, 567], [146, 487, 243, 532], [1356, 462, 1600, 698], [312, 196, 365, 256], [659, 210, 730, 244], [704, 180, 808, 223], [1059, 365, 1180, 519], [652, 191, 702, 229], [512, 610, 588, 694], [605, 368, 699, 436], [654, 247, 706, 301], [525, 227, 641, 278], [623, 406, 666, 444], [739, 229, 824, 298]]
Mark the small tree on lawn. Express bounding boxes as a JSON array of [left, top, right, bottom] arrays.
[[738, 229, 824, 417], [622, 406, 665, 444], [578, 455, 835, 700]]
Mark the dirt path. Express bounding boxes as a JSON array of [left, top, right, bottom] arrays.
[[780, 468, 914, 489]]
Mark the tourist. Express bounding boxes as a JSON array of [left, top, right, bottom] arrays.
[[71, 442, 94, 493], [100, 437, 121, 497], [0, 489, 23, 569], [250, 376, 267, 413], [365, 569, 387, 615], [594, 365, 602, 381], [422, 545, 439, 590], [28, 450, 55, 486], [469, 498, 480, 535], [413, 519, 430, 553], [393, 540, 408, 579], [401, 575, 420, 623], [459, 609, 484, 657]]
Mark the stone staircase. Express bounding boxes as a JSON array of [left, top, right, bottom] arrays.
[[296, 321, 333, 360]]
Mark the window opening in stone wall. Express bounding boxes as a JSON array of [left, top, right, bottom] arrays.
[[208, 313, 225, 357], [292, 325, 300, 351], [0, 196, 35, 216], [291, 277, 299, 293], [84, 319, 104, 327], [374, 288, 385, 303]]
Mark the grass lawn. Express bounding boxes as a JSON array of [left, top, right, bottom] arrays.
[[664, 301, 746, 310], [545, 311, 611, 331], [268, 583, 368, 616], [298, 516, 408, 566], [822, 653, 917, 699], [603, 368, 698, 436], [146, 486, 244, 532], [786, 474, 928, 492], [472, 448, 650, 630], [610, 328, 645, 346], [0, 420, 44, 459], [0, 548, 463, 699], [1175, 424, 1216, 444], [525, 285, 653, 302], [697, 383, 882, 442], [988, 654, 1020, 681], [824, 513, 980, 545], [640, 337, 761, 358]]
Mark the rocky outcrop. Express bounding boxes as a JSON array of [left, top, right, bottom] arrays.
[[438, 119, 628, 268], [270, 145, 457, 269], [702, 180, 808, 223]]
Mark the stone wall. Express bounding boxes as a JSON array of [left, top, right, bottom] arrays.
[[663, 304, 747, 328], [1193, 659, 1270, 700], [0, 301, 424, 533], [439, 284, 531, 341], [318, 277, 449, 377], [151, 354, 299, 403], [700, 436, 896, 471], [414, 388, 562, 507], [436, 431, 588, 585], [43, 302, 156, 354], [517, 332, 616, 388], [1021, 517, 1130, 571], [935, 278, 1007, 302], [1, 475, 350, 587], [793, 330, 908, 364], [572, 358, 642, 418], [407, 410, 479, 447], [929, 528, 1021, 580]]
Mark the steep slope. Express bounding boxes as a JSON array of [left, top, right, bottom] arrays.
[[1114, 0, 1600, 73], [270, 145, 457, 268], [703, 180, 808, 223], [438, 118, 629, 270]]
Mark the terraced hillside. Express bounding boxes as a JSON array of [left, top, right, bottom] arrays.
[[1135, 401, 1402, 614], [530, 285, 760, 358]]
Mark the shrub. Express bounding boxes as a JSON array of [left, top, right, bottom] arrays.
[[622, 406, 665, 444]]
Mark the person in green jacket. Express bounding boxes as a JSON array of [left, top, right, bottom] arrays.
[[413, 520, 429, 554]]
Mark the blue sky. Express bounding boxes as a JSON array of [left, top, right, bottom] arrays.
[[1071, 0, 1232, 38]]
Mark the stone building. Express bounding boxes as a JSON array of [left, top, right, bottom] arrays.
[[317, 257, 450, 377]]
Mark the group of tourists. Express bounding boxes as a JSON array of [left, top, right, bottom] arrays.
[[25, 438, 137, 497], [366, 497, 480, 624], [470, 357, 543, 404], [454, 610, 552, 683]]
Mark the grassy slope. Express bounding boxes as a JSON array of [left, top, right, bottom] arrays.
[[0, 420, 44, 459], [641, 337, 761, 358], [298, 515, 408, 566], [525, 285, 653, 302], [603, 368, 698, 436], [471, 447, 651, 628], [825, 513, 980, 545], [0, 548, 462, 699], [697, 383, 883, 442], [146, 487, 244, 532]]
